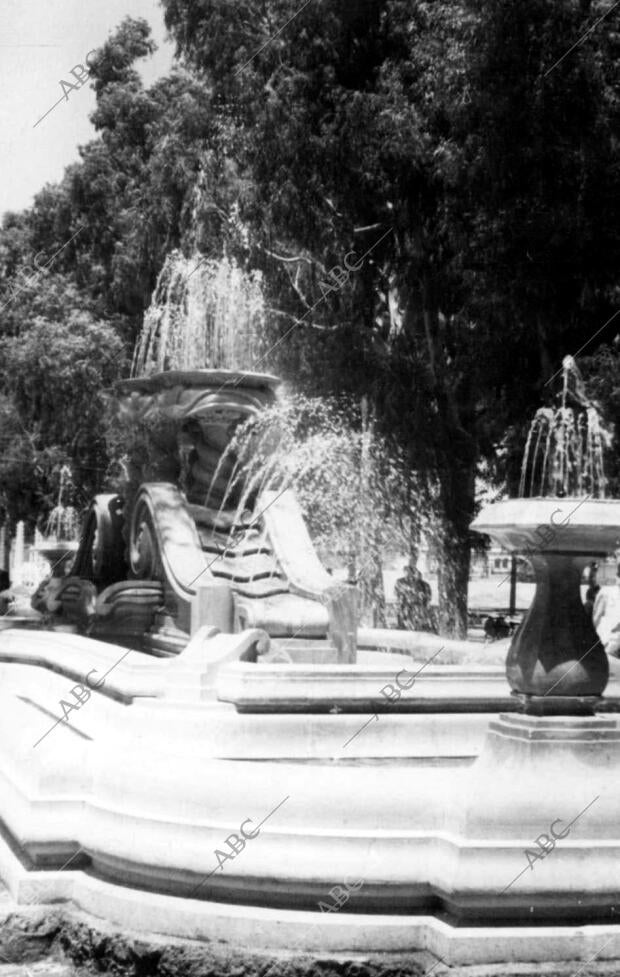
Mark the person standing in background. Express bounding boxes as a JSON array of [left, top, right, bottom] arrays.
[[593, 564, 620, 656], [395, 562, 436, 633]]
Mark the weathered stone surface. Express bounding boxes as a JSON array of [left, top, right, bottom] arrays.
[[0, 896, 619, 977], [3, 909, 620, 977]]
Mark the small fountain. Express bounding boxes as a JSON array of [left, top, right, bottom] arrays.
[[34, 464, 80, 576], [518, 354, 608, 499], [472, 355, 618, 714]]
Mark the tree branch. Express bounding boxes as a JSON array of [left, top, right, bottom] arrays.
[[268, 307, 342, 331]]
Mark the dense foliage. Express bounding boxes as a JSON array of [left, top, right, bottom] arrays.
[[1, 2, 620, 634]]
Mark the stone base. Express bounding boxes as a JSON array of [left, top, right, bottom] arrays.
[[485, 710, 620, 751], [1, 833, 620, 969], [0, 856, 620, 977], [454, 712, 620, 921], [517, 693, 602, 716]]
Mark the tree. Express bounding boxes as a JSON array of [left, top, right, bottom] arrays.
[[0, 17, 236, 530], [466, 0, 620, 491], [0, 313, 123, 532], [161, 0, 620, 636], [0, 18, 232, 351], [582, 343, 620, 498], [1, 2, 619, 638]]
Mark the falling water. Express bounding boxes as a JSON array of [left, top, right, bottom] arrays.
[[519, 356, 609, 498], [45, 465, 79, 540], [132, 251, 268, 377], [205, 395, 417, 624]]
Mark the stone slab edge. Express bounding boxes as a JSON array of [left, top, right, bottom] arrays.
[[1, 836, 620, 972]]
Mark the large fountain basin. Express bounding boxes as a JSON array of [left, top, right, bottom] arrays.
[[471, 497, 620, 555], [1, 643, 620, 935], [2, 627, 620, 964]]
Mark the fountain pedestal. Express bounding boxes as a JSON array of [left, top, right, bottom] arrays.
[[472, 497, 620, 716], [508, 551, 608, 713]]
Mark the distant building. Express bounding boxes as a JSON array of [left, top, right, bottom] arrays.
[[470, 544, 510, 578]]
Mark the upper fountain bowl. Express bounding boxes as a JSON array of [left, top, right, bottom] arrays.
[[471, 497, 620, 555], [118, 368, 281, 395]]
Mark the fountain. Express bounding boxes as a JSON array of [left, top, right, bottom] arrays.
[[41, 259, 400, 658], [34, 464, 80, 575], [1, 467, 80, 630], [472, 355, 618, 713], [452, 354, 620, 940], [35, 253, 339, 651], [1, 268, 620, 974]]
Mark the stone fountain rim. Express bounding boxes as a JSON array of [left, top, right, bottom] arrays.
[[471, 496, 620, 554], [33, 540, 80, 554], [472, 496, 620, 522], [116, 368, 281, 394], [482, 495, 619, 501]]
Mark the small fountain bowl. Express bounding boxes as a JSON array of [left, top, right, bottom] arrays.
[[472, 496, 620, 556], [34, 540, 79, 575]]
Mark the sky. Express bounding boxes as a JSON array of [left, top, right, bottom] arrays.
[[0, 0, 175, 218]]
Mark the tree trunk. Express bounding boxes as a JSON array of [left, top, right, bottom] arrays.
[[435, 459, 476, 639], [436, 528, 471, 638], [394, 277, 477, 639]]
